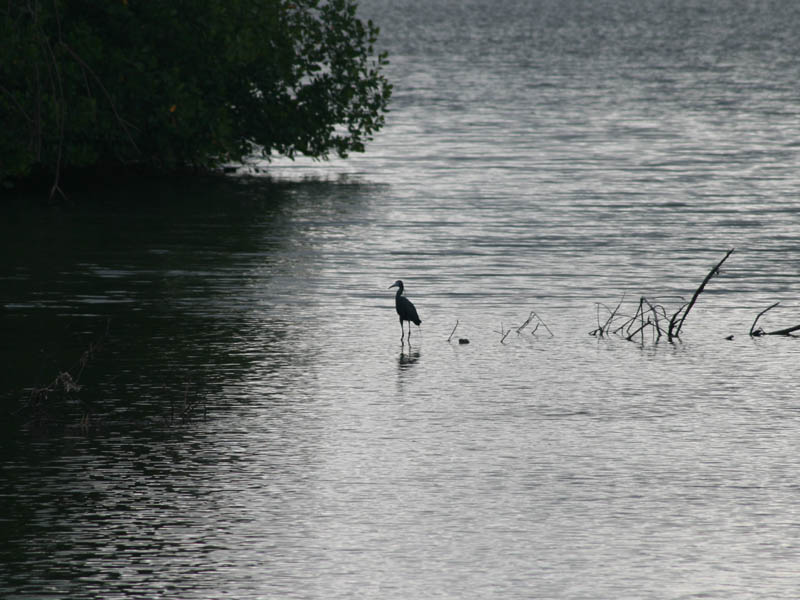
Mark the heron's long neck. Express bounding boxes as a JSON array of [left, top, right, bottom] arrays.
[[395, 285, 403, 298]]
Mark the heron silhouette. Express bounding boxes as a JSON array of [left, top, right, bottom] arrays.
[[389, 280, 421, 342]]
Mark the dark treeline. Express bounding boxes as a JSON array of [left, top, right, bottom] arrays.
[[0, 0, 391, 197]]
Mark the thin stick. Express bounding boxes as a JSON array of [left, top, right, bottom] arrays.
[[626, 320, 650, 342], [764, 323, 800, 336], [749, 302, 780, 336], [674, 248, 735, 338], [603, 294, 626, 333], [613, 314, 636, 335], [639, 297, 646, 344], [530, 310, 554, 337], [497, 322, 511, 343], [641, 297, 663, 339], [667, 304, 686, 341], [625, 300, 643, 337], [447, 320, 459, 342], [517, 311, 535, 334]]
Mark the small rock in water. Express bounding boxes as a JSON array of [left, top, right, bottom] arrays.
[[458, 338, 470, 344]]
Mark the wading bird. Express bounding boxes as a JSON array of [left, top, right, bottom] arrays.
[[389, 280, 421, 342]]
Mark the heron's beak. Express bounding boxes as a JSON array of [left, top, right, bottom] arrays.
[[388, 283, 398, 289]]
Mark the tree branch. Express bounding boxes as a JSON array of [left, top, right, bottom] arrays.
[[749, 302, 780, 336], [673, 248, 735, 338]]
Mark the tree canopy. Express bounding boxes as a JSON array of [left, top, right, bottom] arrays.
[[0, 0, 391, 193]]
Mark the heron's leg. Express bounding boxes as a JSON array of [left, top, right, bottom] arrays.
[[399, 318, 405, 341]]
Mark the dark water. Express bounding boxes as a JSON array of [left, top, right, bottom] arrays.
[[3, 1, 800, 598]]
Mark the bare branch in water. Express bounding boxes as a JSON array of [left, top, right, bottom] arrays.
[[531, 310, 554, 337], [762, 323, 800, 336], [673, 248, 735, 338], [447, 320, 459, 342], [749, 302, 780, 336], [516, 311, 535, 334], [496, 323, 511, 343]]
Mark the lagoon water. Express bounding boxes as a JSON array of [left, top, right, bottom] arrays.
[[3, 1, 800, 598]]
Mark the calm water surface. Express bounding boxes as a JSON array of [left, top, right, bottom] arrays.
[[3, 1, 800, 598]]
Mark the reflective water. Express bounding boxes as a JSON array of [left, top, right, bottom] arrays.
[[3, 1, 800, 598]]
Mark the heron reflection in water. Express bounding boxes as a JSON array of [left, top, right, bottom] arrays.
[[398, 347, 420, 369], [388, 279, 421, 342]]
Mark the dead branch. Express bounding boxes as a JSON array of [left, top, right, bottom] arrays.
[[625, 320, 650, 342], [749, 302, 780, 336], [531, 310, 554, 337], [641, 297, 663, 339], [494, 323, 511, 343], [667, 303, 686, 341], [673, 248, 735, 338], [604, 295, 625, 334], [516, 311, 535, 334], [447, 320, 459, 342], [763, 324, 800, 336]]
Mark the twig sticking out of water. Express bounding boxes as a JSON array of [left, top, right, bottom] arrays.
[[672, 248, 735, 338], [494, 323, 512, 343], [642, 297, 666, 340], [592, 249, 736, 343], [592, 295, 680, 344], [516, 312, 535, 334], [447, 320, 459, 342], [592, 295, 626, 337], [517, 309, 554, 337], [763, 323, 800, 336], [749, 302, 800, 337], [750, 302, 780, 336], [592, 303, 616, 337], [22, 319, 111, 431]]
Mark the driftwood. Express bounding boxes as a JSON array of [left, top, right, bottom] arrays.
[[763, 324, 800, 336], [749, 302, 780, 336], [591, 295, 677, 342], [750, 302, 800, 336], [591, 249, 735, 343]]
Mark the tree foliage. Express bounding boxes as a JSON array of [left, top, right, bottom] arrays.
[[0, 0, 391, 192]]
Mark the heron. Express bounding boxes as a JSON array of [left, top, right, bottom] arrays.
[[388, 280, 421, 342]]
